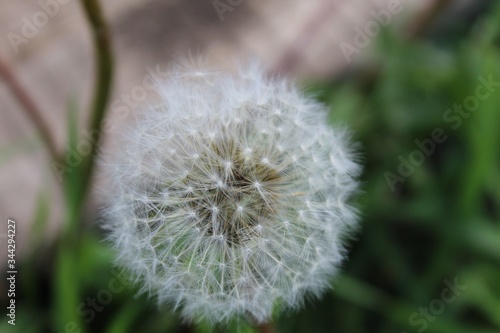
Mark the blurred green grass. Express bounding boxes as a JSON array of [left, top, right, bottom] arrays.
[[2, 2, 500, 333]]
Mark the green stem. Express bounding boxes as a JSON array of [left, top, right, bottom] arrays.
[[54, 1, 113, 331], [77, 0, 114, 210]]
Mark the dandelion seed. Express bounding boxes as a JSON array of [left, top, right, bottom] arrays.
[[102, 60, 360, 326]]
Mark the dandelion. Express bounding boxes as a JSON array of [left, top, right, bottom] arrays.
[[102, 60, 360, 326]]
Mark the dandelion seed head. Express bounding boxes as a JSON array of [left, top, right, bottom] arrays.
[[102, 60, 360, 325]]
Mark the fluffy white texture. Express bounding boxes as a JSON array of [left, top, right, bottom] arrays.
[[103, 61, 360, 325]]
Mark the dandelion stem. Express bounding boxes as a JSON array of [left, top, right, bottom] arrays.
[[0, 56, 59, 163], [77, 0, 113, 207], [54, 1, 112, 331]]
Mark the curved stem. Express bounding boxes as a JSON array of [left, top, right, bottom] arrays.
[[77, 0, 114, 208], [54, 1, 112, 331]]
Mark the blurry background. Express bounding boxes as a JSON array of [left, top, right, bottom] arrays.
[[1, 0, 499, 332]]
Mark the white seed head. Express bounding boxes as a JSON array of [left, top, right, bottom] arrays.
[[102, 60, 361, 325]]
